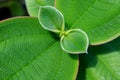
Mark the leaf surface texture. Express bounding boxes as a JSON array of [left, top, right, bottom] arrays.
[[0, 17, 78, 80]]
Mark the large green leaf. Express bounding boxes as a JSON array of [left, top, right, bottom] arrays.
[[25, 0, 54, 16], [26, 0, 120, 45], [77, 37, 120, 80], [56, 0, 120, 45], [0, 17, 79, 80]]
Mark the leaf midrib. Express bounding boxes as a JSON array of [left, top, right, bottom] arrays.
[[71, 0, 120, 32], [0, 33, 58, 79], [87, 8, 120, 32], [0, 33, 50, 43], [71, 0, 97, 28], [53, 51, 63, 80], [7, 41, 58, 80], [97, 54, 119, 79]]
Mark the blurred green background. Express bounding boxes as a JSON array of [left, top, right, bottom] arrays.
[[0, 0, 28, 20]]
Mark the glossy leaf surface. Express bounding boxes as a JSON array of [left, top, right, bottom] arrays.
[[25, 0, 39, 16], [0, 17, 79, 80], [26, 0, 120, 45], [60, 29, 89, 54], [25, 0, 54, 16], [78, 37, 120, 80], [35, 0, 54, 6], [38, 6, 64, 33], [56, 0, 120, 45]]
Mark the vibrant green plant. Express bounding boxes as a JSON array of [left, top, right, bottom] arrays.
[[38, 6, 89, 54], [0, 0, 120, 80]]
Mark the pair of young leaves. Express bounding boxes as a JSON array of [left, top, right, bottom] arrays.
[[38, 6, 89, 54]]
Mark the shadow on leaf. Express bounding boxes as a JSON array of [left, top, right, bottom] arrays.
[[77, 37, 120, 80]]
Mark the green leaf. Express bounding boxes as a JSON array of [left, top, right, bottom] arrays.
[[38, 6, 64, 33], [77, 37, 120, 80], [35, 0, 54, 6], [25, 0, 54, 16], [56, 0, 120, 45], [60, 29, 89, 54], [25, 0, 39, 16], [0, 17, 79, 80]]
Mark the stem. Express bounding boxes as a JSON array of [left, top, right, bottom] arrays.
[[59, 30, 67, 38]]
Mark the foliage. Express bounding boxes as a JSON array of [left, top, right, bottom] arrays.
[[0, 0, 120, 80], [0, 17, 78, 80]]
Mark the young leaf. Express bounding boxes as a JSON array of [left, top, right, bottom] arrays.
[[78, 37, 120, 80], [26, 0, 120, 44], [25, 0, 39, 16], [56, 0, 120, 45], [0, 17, 79, 80], [60, 29, 89, 54], [38, 6, 64, 33], [25, 0, 54, 16]]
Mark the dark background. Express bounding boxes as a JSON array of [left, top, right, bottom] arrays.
[[0, 0, 28, 20]]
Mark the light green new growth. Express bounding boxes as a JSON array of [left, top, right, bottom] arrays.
[[0, 17, 79, 80], [38, 6, 64, 33], [38, 6, 89, 54], [60, 29, 89, 54]]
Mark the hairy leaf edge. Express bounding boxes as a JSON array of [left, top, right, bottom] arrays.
[[60, 29, 89, 54], [38, 6, 65, 33]]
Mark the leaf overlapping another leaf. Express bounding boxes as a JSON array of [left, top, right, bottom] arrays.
[[26, 0, 120, 45], [78, 37, 120, 80], [25, 0, 54, 16], [0, 17, 79, 80], [60, 29, 89, 54], [56, 0, 120, 45], [38, 6, 64, 33], [12, 0, 120, 79], [38, 6, 89, 54]]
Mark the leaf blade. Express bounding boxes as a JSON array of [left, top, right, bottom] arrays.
[[78, 37, 120, 80], [35, 0, 54, 6], [25, 0, 54, 16], [0, 17, 79, 80], [56, 0, 120, 45], [60, 29, 89, 54], [38, 6, 64, 33]]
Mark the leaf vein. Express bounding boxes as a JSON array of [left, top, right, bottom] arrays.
[[7, 41, 58, 80]]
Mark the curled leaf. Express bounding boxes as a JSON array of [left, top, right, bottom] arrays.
[[38, 6, 64, 33], [60, 29, 89, 54]]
